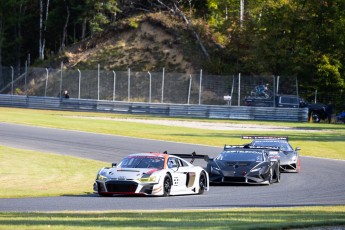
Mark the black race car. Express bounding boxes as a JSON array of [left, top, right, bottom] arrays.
[[205, 145, 281, 185], [242, 136, 301, 173]]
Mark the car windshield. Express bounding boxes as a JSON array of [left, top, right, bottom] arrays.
[[117, 156, 165, 169], [252, 140, 293, 151], [217, 151, 263, 161]]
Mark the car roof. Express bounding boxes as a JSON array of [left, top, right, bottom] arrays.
[[252, 139, 287, 143], [242, 136, 288, 141]]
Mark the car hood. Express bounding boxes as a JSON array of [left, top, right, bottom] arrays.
[[279, 151, 297, 163], [214, 160, 259, 171], [100, 167, 161, 180]]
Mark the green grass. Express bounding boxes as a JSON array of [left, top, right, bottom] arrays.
[[0, 206, 345, 229], [0, 146, 105, 198], [1, 107, 345, 160], [1, 107, 345, 229]]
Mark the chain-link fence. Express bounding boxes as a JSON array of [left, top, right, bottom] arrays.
[[1, 65, 344, 112]]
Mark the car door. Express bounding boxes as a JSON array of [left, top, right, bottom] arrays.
[[167, 157, 188, 192]]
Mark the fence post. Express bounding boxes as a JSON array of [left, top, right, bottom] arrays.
[[10, 66, 14, 95], [188, 75, 192, 105], [128, 68, 131, 102], [25, 61, 28, 95], [148, 71, 151, 103], [45, 68, 49, 97], [230, 75, 235, 106], [161, 67, 165, 103], [315, 90, 317, 103], [78, 69, 81, 99], [273, 75, 276, 107], [238, 73, 241, 106], [97, 64, 100, 101], [113, 70, 116, 101], [199, 69, 202, 105], [59, 62, 63, 98], [296, 77, 299, 102]]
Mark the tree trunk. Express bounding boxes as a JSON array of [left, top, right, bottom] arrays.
[[60, 2, 70, 52], [39, 0, 43, 59], [39, 0, 50, 60], [156, 0, 210, 60], [82, 17, 87, 40]]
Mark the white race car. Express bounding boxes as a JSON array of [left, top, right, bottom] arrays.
[[93, 152, 209, 196]]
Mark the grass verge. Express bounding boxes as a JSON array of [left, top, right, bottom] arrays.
[[0, 107, 345, 160], [0, 206, 345, 229], [0, 146, 105, 198], [1, 107, 345, 229]]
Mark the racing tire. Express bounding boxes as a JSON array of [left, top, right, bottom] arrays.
[[99, 193, 113, 197], [268, 168, 274, 184], [198, 172, 207, 195], [163, 174, 172, 197], [275, 167, 281, 183], [312, 112, 321, 123]]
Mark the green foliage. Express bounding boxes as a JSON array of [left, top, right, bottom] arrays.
[[316, 55, 344, 90], [128, 18, 139, 29], [1, 0, 345, 106]]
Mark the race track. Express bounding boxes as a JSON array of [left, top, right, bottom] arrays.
[[1, 122, 345, 212]]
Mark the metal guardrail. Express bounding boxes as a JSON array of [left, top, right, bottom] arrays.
[[0, 94, 308, 122]]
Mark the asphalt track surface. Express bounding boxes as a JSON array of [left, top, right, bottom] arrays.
[[1, 122, 345, 212]]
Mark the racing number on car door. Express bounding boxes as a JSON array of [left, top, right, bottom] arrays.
[[168, 157, 187, 189]]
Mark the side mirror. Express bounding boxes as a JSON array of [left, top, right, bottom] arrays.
[[295, 147, 301, 151], [112, 163, 117, 167]]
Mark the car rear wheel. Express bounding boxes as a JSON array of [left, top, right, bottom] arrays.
[[163, 174, 172, 197], [99, 193, 113, 197], [198, 172, 206, 195]]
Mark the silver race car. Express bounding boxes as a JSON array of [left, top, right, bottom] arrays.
[[93, 152, 209, 197], [242, 136, 301, 173]]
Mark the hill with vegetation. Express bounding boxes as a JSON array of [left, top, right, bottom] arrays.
[[0, 1, 344, 110]]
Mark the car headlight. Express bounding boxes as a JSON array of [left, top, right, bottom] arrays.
[[211, 165, 221, 174], [251, 165, 267, 173], [251, 167, 262, 172], [291, 156, 297, 162], [97, 174, 109, 181], [139, 176, 157, 183]]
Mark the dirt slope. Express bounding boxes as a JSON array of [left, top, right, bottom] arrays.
[[61, 13, 204, 73]]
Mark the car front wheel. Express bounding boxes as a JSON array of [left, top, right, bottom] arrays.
[[163, 174, 172, 197]]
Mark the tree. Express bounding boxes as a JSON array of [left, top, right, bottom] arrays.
[[87, 0, 120, 35], [39, 0, 50, 60]]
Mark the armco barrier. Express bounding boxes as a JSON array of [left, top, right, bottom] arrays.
[[0, 94, 308, 122]]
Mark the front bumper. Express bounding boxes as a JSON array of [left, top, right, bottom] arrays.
[[94, 180, 159, 196], [280, 159, 300, 172], [209, 171, 269, 184]]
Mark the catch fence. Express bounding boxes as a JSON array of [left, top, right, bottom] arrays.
[[0, 65, 343, 112]]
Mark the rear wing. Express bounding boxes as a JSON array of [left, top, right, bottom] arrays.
[[242, 136, 288, 141], [223, 145, 280, 159], [224, 144, 280, 151], [164, 151, 209, 164]]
